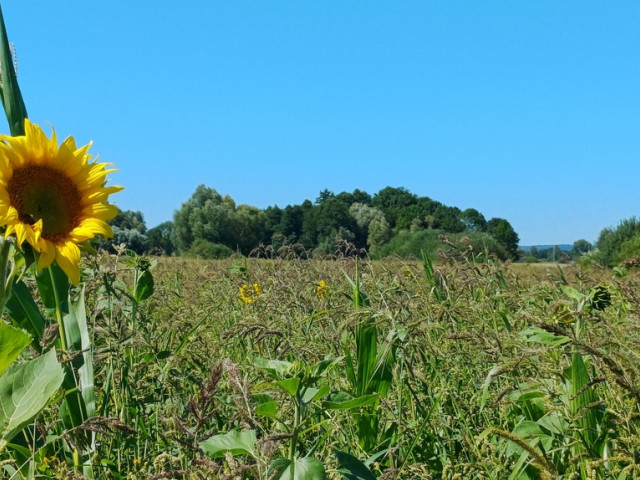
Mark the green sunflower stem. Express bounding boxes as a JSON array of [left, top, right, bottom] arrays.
[[48, 266, 68, 353], [0, 236, 12, 315]]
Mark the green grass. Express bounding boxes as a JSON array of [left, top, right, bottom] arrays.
[[10, 250, 640, 479]]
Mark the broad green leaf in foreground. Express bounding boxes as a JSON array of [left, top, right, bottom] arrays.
[[269, 456, 326, 480], [0, 348, 64, 446], [200, 429, 257, 458], [335, 451, 377, 480], [0, 322, 30, 377]]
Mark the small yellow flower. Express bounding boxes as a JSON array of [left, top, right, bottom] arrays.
[[316, 280, 328, 300], [0, 119, 122, 284], [239, 283, 262, 303], [403, 268, 412, 278], [133, 458, 141, 469]]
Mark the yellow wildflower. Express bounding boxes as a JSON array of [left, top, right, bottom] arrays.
[[316, 280, 328, 300], [239, 283, 262, 303]]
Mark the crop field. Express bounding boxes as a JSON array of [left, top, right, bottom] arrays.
[[13, 246, 640, 479]]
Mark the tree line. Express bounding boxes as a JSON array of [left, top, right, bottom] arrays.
[[102, 185, 640, 267], [103, 185, 521, 260]]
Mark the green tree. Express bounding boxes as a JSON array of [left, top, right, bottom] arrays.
[[98, 209, 148, 253], [595, 217, 640, 266], [349, 203, 392, 251], [173, 185, 236, 253], [570, 239, 592, 259], [460, 208, 487, 232], [486, 217, 520, 260], [111, 209, 147, 234], [147, 221, 175, 255], [371, 186, 418, 229], [433, 205, 465, 233], [233, 205, 267, 255]]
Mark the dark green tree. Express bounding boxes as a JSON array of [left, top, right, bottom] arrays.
[[595, 217, 640, 266], [173, 185, 236, 253], [147, 221, 175, 255], [570, 239, 592, 259], [460, 208, 487, 232], [486, 217, 520, 260], [97, 209, 148, 253], [371, 187, 418, 229]]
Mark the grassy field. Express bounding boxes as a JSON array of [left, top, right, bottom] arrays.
[[33, 247, 640, 479]]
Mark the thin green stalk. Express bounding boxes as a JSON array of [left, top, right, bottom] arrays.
[[48, 266, 68, 352], [0, 236, 12, 316], [289, 401, 300, 460]]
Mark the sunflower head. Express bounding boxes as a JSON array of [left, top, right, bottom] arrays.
[[0, 119, 122, 284]]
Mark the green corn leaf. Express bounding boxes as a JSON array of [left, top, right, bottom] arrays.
[[0, 5, 27, 136], [324, 393, 379, 411], [0, 348, 64, 446], [570, 352, 600, 451], [0, 322, 30, 377], [200, 429, 257, 458]]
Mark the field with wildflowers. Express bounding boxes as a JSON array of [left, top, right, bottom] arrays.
[[0, 5, 639, 479], [10, 244, 633, 479]]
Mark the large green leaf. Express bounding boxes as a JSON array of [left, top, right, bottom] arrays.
[[0, 322, 30, 377], [269, 456, 326, 480], [63, 287, 95, 419], [4, 280, 46, 349], [0, 348, 64, 445], [200, 429, 256, 458], [254, 357, 294, 377], [335, 451, 377, 480], [520, 326, 571, 346], [276, 377, 301, 397], [36, 265, 69, 317], [134, 269, 154, 303]]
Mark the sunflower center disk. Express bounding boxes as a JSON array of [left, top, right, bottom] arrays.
[[8, 166, 81, 241]]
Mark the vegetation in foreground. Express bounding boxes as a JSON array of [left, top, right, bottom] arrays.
[[5, 240, 639, 479]]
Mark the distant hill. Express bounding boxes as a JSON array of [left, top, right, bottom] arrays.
[[520, 244, 572, 253]]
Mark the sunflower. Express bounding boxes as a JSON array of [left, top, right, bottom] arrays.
[[0, 119, 122, 284]]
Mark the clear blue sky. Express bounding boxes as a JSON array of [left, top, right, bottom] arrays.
[[4, 1, 639, 245]]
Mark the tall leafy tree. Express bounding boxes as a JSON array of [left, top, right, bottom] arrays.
[[460, 208, 487, 232], [595, 217, 640, 266], [486, 217, 520, 260], [147, 221, 175, 255], [173, 185, 235, 253], [372, 186, 418, 229]]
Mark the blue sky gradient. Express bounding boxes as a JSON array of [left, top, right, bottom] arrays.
[[4, 1, 639, 245]]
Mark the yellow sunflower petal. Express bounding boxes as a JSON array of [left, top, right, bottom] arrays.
[[14, 223, 27, 246], [37, 239, 57, 270], [82, 202, 119, 221], [71, 218, 113, 242], [55, 241, 81, 285]]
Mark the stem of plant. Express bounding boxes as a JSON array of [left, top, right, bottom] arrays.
[[48, 266, 68, 352], [0, 236, 12, 316]]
